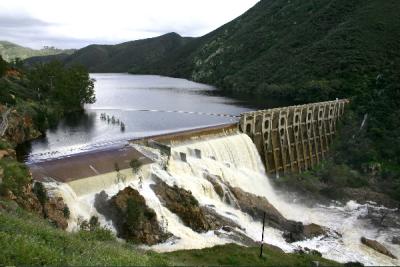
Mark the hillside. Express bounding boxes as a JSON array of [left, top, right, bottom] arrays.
[[148, 0, 400, 100], [26, 33, 193, 73], [0, 41, 74, 62]]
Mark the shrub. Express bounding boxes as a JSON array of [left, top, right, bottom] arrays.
[[63, 206, 70, 219], [0, 160, 30, 196], [0, 56, 7, 77], [33, 182, 48, 205]]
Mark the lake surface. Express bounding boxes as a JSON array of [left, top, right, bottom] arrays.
[[20, 74, 266, 163]]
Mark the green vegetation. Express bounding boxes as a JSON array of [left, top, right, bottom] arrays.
[[0, 55, 6, 77], [0, 199, 341, 266], [0, 40, 74, 62], [165, 243, 341, 267], [27, 33, 192, 72], [0, 55, 95, 133], [33, 182, 48, 205], [0, 200, 167, 266], [0, 158, 30, 197], [27, 61, 95, 110]]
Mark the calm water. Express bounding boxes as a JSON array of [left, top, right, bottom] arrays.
[[20, 74, 266, 163]]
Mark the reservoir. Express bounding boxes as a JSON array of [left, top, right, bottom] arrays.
[[20, 73, 260, 162]]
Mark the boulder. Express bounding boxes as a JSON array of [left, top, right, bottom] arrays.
[[110, 187, 170, 245], [151, 179, 211, 232], [393, 236, 400, 245], [229, 186, 330, 242], [204, 174, 224, 199], [361, 237, 397, 259]]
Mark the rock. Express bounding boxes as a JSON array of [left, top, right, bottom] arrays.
[[393, 236, 400, 245], [204, 174, 224, 199], [229, 186, 330, 242], [361, 237, 397, 259], [229, 186, 303, 240], [14, 182, 43, 215], [362, 206, 400, 228], [344, 262, 364, 267], [110, 187, 170, 245], [214, 229, 258, 246], [151, 179, 211, 232], [302, 223, 329, 239], [0, 149, 10, 159], [43, 197, 69, 230], [201, 205, 243, 231], [342, 187, 399, 209], [294, 247, 322, 257]]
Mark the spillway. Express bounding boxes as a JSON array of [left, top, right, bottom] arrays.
[[42, 131, 399, 266]]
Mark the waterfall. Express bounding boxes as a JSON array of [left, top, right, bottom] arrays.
[[44, 132, 400, 266]]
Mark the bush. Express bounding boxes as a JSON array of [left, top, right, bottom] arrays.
[[33, 182, 48, 205], [63, 206, 70, 219], [0, 55, 7, 77], [0, 160, 30, 196]]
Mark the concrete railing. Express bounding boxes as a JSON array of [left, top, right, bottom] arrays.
[[239, 99, 349, 177]]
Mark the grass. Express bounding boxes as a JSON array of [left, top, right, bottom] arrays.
[[164, 244, 341, 267], [0, 199, 342, 266], [0, 200, 167, 266]]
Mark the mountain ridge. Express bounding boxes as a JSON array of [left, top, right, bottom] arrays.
[[0, 40, 74, 62]]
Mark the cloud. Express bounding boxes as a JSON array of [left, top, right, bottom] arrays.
[[0, 15, 50, 28], [0, 0, 259, 49]]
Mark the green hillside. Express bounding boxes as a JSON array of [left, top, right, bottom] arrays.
[[27, 32, 193, 73], [0, 41, 74, 62], [142, 0, 399, 100]]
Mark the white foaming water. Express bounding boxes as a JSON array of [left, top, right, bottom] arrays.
[[44, 133, 399, 265]]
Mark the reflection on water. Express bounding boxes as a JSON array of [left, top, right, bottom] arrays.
[[19, 74, 268, 163]]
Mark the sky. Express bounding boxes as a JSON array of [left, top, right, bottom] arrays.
[[0, 0, 259, 49]]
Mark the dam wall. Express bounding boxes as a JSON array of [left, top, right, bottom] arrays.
[[239, 99, 349, 177]]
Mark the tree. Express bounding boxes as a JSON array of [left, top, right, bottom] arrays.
[[0, 55, 7, 77], [28, 61, 96, 110]]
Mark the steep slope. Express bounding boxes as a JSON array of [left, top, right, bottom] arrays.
[[158, 0, 400, 101], [0, 41, 74, 62]]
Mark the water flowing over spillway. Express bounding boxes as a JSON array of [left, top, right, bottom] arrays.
[[44, 133, 400, 266]]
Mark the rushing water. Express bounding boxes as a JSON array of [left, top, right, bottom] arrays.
[[20, 73, 266, 163], [45, 133, 400, 266]]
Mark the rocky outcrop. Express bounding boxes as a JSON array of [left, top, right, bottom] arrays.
[[43, 196, 69, 229], [201, 205, 243, 231], [4, 181, 69, 229], [229, 186, 329, 242], [204, 174, 224, 199], [0, 105, 41, 145], [151, 180, 211, 232], [361, 237, 397, 259], [8, 182, 43, 215], [360, 206, 400, 228], [109, 187, 170, 245], [343, 188, 399, 209]]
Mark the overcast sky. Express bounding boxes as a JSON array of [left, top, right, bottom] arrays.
[[0, 0, 259, 49]]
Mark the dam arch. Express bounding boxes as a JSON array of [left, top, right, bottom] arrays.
[[239, 99, 349, 177]]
